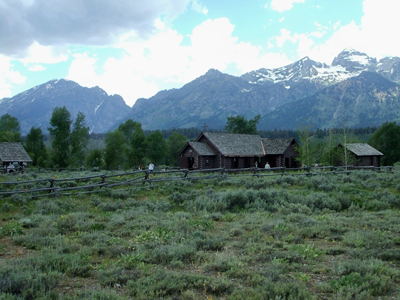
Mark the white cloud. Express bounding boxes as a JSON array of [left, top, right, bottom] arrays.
[[66, 17, 291, 107], [21, 42, 69, 65], [285, 0, 400, 64], [275, 29, 296, 47], [307, 22, 361, 64], [359, 0, 400, 59], [67, 52, 98, 85], [0, 0, 192, 57], [28, 64, 46, 72], [270, 0, 305, 12], [0, 55, 26, 98], [191, 0, 208, 15]]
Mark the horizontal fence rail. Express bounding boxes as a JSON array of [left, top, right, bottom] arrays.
[[0, 165, 395, 198]]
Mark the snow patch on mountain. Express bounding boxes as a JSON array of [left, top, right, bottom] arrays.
[[94, 100, 104, 114], [242, 49, 381, 87]]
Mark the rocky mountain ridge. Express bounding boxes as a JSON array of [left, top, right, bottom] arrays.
[[0, 79, 131, 135], [125, 48, 400, 130], [1, 48, 400, 134]]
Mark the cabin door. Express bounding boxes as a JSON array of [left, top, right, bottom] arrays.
[[285, 157, 290, 168], [189, 157, 195, 169], [232, 157, 239, 168], [244, 157, 251, 168]]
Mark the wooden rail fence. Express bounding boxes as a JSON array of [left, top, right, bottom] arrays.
[[0, 166, 394, 198]]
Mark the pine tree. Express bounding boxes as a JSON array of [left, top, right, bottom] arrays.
[[70, 111, 90, 167], [25, 127, 47, 166], [48, 106, 72, 168], [0, 114, 22, 142]]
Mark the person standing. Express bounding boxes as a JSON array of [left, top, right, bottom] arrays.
[[265, 162, 271, 171], [149, 162, 154, 172]]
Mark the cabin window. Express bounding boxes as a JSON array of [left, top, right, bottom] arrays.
[[206, 159, 209, 166]]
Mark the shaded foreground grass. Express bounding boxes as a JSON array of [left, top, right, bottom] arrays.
[[0, 170, 400, 299]]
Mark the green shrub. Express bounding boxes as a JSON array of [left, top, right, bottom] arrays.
[[265, 281, 315, 300], [34, 199, 62, 215], [188, 218, 214, 231], [194, 234, 226, 251], [9, 193, 29, 205], [0, 220, 24, 236], [1, 202, 14, 213], [58, 180, 78, 188], [149, 243, 197, 264], [56, 213, 78, 234], [343, 229, 394, 250], [98, 200, 123, 212], [0, 267, 61, 299], [132, 227, 175, 245], [331, 258, 397, 296], [13, 227, 60, 250], [60, 288, 127, 300]]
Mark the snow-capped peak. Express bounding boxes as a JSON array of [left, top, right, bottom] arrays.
[[332, 49, 377, 72], [241, 49, 380, 87]]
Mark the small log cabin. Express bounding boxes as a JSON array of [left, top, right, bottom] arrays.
[[179, 132, 299, 170], [0, 142, 32, 173], [262, 137, 299, 169], [335, 143, 383, 167]]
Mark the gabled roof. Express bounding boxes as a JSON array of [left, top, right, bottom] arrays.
[[343, 143, 383, 156], [200, 132, 264, 157], [0, 143, 32, 163], [189, 142, 216, 156], [262, 138, 296, 155]]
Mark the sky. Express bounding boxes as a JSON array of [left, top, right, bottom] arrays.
[[1, 0, 400, 107]]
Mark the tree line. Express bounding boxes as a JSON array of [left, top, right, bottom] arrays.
[[223, 114, 398, 167], [0, 111, 398, 169], [0, 107, 187, 170]]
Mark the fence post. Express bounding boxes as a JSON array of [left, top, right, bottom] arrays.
[[281, 167, 286, 176], [100, 175, 106, 188], [306, 166, 312, 176], [253, 167, 259, 178], [142, 171, 153, 186], [143, 171, 149, 184], [48, 179, 55, 193]]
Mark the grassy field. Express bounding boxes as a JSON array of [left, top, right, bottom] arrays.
[[0, 169, 399, 299]]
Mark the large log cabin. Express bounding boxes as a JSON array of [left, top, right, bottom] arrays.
[[179, 132, 299, 170]]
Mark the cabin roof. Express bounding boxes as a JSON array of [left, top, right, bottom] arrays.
[[262, 138, 296, 155], [344, 143, 383, 156], [0, 143, 33, 163], [189, 142, 216, 156], [200, 132, 264, 157]]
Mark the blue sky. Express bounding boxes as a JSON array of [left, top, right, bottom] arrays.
[[1, 0, 399, 106]]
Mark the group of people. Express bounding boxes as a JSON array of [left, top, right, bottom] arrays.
[[138, 163, 155, 172], [255, 161, 270, 169]]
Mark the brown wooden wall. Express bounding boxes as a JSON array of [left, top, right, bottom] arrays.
[[198, 156, 217, 169], [355, 155, 381, 167], [283, 144, 299, 168]]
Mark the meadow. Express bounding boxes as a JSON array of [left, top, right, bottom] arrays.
[[0, 167, 399, 299]]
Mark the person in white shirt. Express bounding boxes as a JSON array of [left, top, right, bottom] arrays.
[[149, 162, 154, 172], [265, 162, 270, 171]]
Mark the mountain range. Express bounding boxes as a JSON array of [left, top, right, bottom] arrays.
[[1, 48, 400, 135]]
